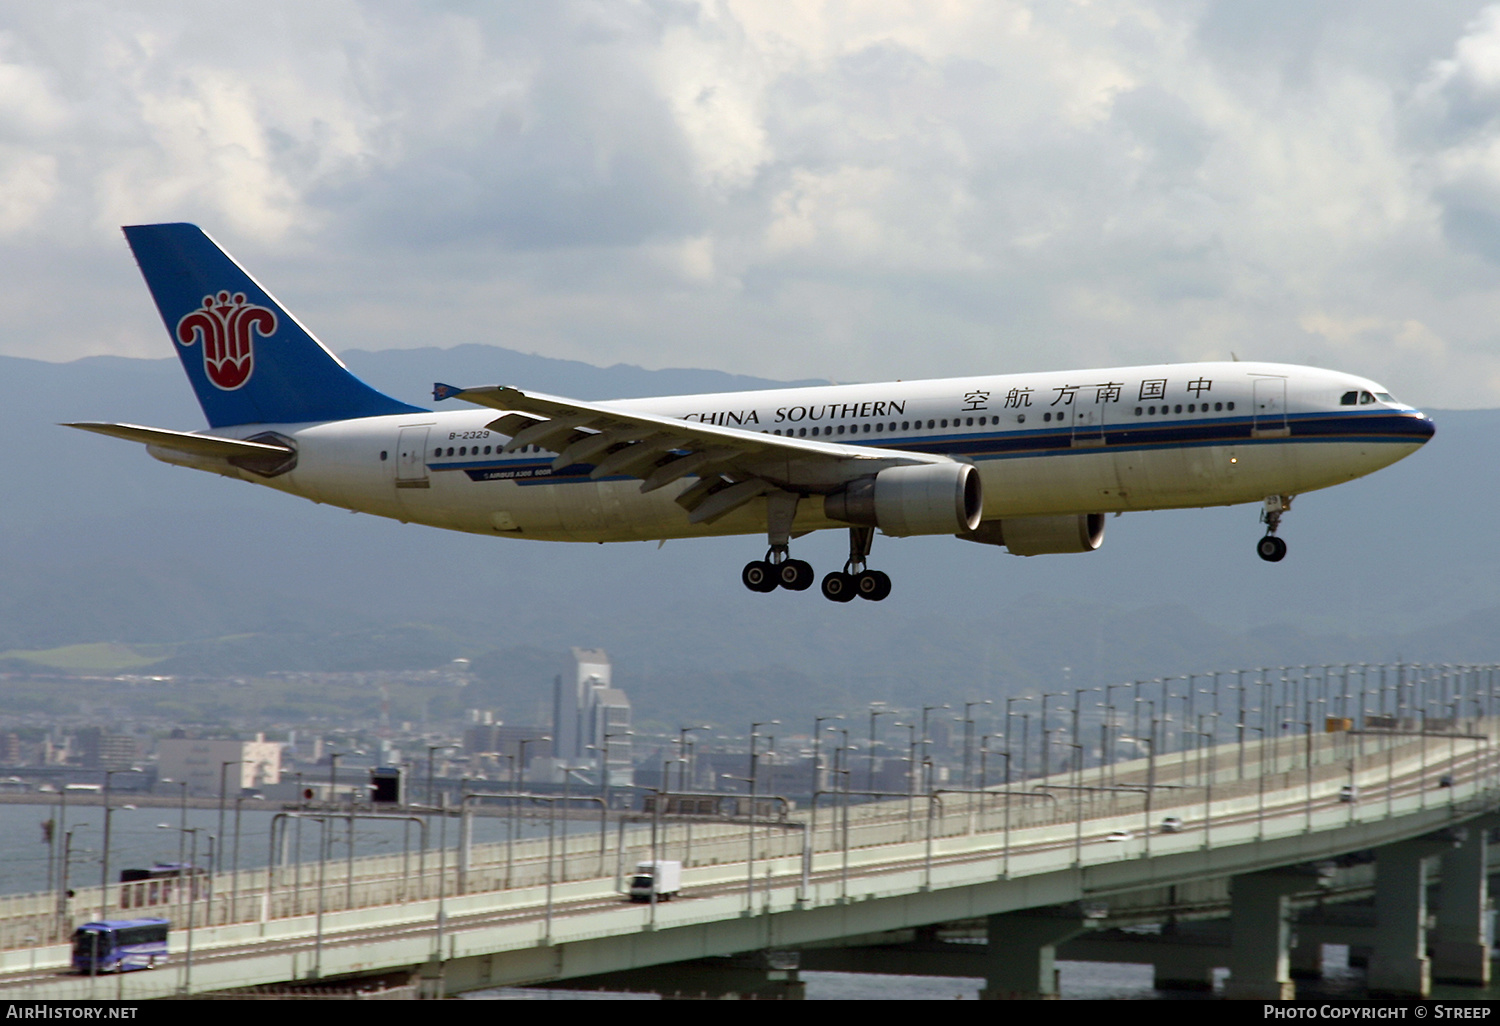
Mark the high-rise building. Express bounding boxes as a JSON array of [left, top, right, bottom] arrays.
[[155, 735, 281, 795], [75, 728, 138, 771], [552, 648, 632, 786]]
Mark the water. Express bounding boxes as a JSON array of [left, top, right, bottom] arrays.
[[0, 799, 591, 896]]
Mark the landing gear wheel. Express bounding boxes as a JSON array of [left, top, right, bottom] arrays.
[[742, 560, 777, 592], [856, 569, 892, 601], [778, 559, 815, 591], [1256, 536, 1287, 563], [821, 572, 858, 602]]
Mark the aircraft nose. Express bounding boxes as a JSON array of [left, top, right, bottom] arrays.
[[1410, 412, 1436, 443]]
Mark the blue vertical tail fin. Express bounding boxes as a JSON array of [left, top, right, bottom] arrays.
[[123, 223, 425, 428]]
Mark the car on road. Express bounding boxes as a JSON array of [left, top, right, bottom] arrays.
[[1106, 830, 1133, 842], [1339, 785, 1358, 803], [1161, 817, 1183, 833]]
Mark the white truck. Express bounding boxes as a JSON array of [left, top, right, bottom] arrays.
[[628, 860, 682, 902]]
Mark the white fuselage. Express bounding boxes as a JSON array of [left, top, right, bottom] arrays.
[[156, 361, 1433, 545]]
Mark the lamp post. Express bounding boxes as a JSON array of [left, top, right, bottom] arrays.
[[99, 769, 135, 923], [812, 716, 844, 799], [966, 702, 990, 792], [600, 730, 631, 810], [867, 704, 894, 792], [156, 824, 212, 995], [426, 743, 458, 808], [746, 720, 778, 908], [217, 759, 246, 878], [1040, 692, 1068, 780], [1005, 696, 1031, 781]]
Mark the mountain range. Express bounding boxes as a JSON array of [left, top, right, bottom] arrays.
[[2, 345, 1494, 728]]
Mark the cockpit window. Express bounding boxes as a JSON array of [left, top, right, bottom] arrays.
[[1375, 392, 1395, 403], [1340, 391, 1358, 406], [1359, 391, 1376, 404]]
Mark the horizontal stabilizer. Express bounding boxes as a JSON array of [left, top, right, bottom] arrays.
[[63, 422, 293, 459]]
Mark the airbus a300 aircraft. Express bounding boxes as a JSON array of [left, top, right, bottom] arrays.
[[71, 224, 1434, 602]]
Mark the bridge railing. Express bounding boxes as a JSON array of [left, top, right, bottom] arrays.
[[0, 722, 1490, 953]]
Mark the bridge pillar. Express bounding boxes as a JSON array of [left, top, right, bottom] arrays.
[[1224, 870, 1301, 1000], [979, 912, 1086, 999], [1288, 937, 1324, 981], [1433, 827, 1490, 987], [1367, 835, 1455, 997]]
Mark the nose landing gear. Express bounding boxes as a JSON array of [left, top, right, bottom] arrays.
[[1257, 495, 1292, 562]]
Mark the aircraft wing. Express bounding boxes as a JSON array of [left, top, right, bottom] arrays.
[[434, 383, 951, 524]]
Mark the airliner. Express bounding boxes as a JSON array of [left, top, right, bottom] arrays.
[[70, 224, 1435, 602]]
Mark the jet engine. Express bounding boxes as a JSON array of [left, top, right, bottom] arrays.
[[959, 513, 1105, 555], [824, 463, 983, 536]]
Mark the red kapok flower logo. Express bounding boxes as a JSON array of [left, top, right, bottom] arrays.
[[175, 291, 277, 391]]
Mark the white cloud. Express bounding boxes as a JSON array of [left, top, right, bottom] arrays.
[[7, 1, 1500, 406]]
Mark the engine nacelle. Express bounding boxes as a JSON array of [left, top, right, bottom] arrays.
[[959, 513, 1106, 555], [824, 463, 983, 536]]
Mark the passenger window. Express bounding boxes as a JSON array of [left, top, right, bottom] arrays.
[[1226, 402, 1235, 411], [1043, 412, 1051, 422], [1174, 405, 1182, 414], [836, 425, 845, 435], [380, 451, 387, 461], [1214, 402, 1222, 411], [1340, 391, 1358, 406], [447, 447, 455, 456], [1147, 406, 1155, 415], [902, 421, 910, 430], [1017, 414, 1026, 423], [927, 420, 935, 429], [798, 428, 807, 437], [1134, 407, 1142, 416], [875, 423, 883, 432], [811, 427, 820, 436]]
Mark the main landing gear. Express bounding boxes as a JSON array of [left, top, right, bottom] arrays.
[[741, 548, 814, 592], [820, 526, 890, 603], [1256, 494, 1292, 562], [738, 516, 892, 602]]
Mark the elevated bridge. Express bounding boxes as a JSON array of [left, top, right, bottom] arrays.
[[0, 723, 1494, 1000]]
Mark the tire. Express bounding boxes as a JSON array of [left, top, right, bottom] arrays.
[[856, 570, 892, 601], [1256, 536, 1287, 563], [821, 571, 858, 602], [742, 561, 777, 592], [779, 559, 815, 591]]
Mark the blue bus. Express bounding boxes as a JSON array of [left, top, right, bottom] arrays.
[[72, 918, 169, 974]]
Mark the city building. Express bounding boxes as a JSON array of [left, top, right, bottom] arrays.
[[156, 735, 282, 795], [549, 648, 632, 787]]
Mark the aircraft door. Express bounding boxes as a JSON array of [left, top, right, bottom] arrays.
[[1071, 404, 1105, 447], [395, 425, 431, 488], [1252, 378, 1289, 438]]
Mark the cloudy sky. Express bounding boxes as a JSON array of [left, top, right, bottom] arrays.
[[8, 1, 1500, 405]]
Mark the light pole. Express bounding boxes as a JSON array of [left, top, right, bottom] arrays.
[[426, 743, 458, 807], [867, 704, 894, 792], [1005, 696, 1031, 781], [746, 720, 778, 909], [157, 824, 212, 995], [812, 715, 844, 798], [676, 725, 711, 793], [99, 769, 134, 923], [217, 759, 246, 877], [961, 700, 991, 790]]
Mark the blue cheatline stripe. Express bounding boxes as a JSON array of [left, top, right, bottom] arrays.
[[425, 410, 1432, 484]]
